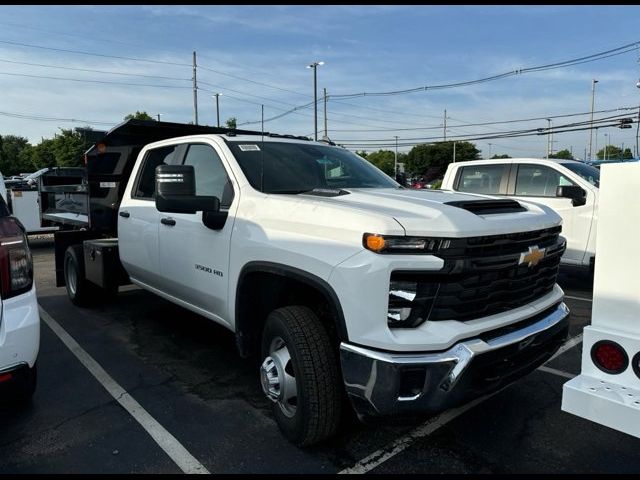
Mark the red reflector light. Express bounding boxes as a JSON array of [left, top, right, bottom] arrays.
[[591, 341, 628, 374], [0, 373, 13, 383]]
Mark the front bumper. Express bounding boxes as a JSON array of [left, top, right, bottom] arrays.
[[340, 302, 569, 416]]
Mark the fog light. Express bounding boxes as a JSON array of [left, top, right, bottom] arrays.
[[387, 278, 439, 328], [591, 340, 628, 374]]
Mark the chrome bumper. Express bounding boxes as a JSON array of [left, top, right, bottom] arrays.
[[340, 302, 570, 416]]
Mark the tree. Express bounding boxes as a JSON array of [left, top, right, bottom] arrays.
[[364, 149, 407, 177], [0, 135, 34, 175], [406, 141, 480, 179], [355, 150, 368, 159], [124, 111, 154, 121], [30, 128, 93, 170], [225, 117, 237, 129], [623, 147, 633, 159], [490, 154, 511, 159], [597, 145, 624, 160], [549, 149, 574, 160]]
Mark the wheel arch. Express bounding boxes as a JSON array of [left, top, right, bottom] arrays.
[[234, 261, 348, 358]]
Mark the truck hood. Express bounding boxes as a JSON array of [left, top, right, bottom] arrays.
[[300, 188, 561, 237]]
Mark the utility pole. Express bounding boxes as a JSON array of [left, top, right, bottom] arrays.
[[394, 136, 399, 180], [588, 79, 598, 160], [192, 51, 198, 125], [453, 141, 457, 163], [443, 109, 447, 141], [636, 106, 640, 159], [156, 114, 162, 122], [546, 118, 552, 158], [323, 87, 328, 140], [488, 143, 492, 159], [212, 93, 221, 127]]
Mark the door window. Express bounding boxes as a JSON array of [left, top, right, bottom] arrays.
[[515, 164, 575, 197], [457, 165, 505, 194], [133, 145, 179, 199], [183, 144, 234, 207]]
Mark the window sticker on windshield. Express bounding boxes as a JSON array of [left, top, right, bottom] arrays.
[[238, 144, 260, 151]]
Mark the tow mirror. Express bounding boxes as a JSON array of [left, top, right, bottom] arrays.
[[155, 165, 220, 214], [556, 185, 587, 207]]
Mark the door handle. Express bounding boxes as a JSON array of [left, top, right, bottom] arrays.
[[161, 217, 176, 226], [119, 211, 130, 218]]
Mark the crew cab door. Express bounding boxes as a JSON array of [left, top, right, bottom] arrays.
[[119, 144, 180, 287], [158, 142, 237, 324], [508, 162, 593, 265]]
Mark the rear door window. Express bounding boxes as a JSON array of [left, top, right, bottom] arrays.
[[133, 145, 179, 199], [456, 164, 506, 194]]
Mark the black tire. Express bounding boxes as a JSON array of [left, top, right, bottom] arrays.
[[64, 245, 100, 307], [260, 306, 342, 447]]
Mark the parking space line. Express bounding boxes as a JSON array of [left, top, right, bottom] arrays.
[[338, 332, 585, 474], [564, 295, 593, 303], [538, 366, 576, 379], [38, 306, 210, 475], [338, 392, 500, 474], [548, 333, 583, 362]]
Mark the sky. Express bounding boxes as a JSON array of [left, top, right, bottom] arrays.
[[1, 5, 640, 159]]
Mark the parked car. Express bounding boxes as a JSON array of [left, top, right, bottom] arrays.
[[442, 158, 599, 271], [44, 120, 569, 446], [587, 158, 639, 170], [0, 193, 39, 403]]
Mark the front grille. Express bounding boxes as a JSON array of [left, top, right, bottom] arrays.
[[392, 227, 564, 322]]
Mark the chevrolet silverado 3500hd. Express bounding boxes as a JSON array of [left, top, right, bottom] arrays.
[[41, 120, 570, 446]]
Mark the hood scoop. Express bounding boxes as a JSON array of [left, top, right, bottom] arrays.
[[444, 199, 526, 215]]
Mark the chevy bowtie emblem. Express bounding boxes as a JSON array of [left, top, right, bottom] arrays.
[[519, 246, 546, 267]]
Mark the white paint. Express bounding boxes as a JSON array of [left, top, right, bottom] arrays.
[[39, 306, 209, 474], [538, 366, 576, 379], [564, 295, 592, 303]]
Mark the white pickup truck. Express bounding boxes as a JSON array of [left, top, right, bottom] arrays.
[[45, 120, 570, 446], [442, 158, 600, 271]]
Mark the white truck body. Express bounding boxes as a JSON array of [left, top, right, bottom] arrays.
[[51, 121, 572, 445], [442, 158, 600, 268], [562, 162, 640, 438]]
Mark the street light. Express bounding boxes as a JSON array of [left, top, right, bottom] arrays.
[[212, 93, 222, 127], [588, 79, 598, 160], [604, 133, 609, 160], [306, 61, 324, 141]]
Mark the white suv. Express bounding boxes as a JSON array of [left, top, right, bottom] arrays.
[[442, 158, 600, 270], [0, 194, 39, 402]]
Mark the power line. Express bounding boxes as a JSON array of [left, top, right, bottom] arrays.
[[327, 106, 638, 133], [330, 40, 640, 99], [0, 58, 190, 81], [0, 71, 191, 89], [336, 112, 636, 146], [0, 39, 190, 66], [198, 64, 308, 98], [0, 109, 116, 126]]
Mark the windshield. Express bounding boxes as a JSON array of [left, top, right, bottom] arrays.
[[226, 141, 398, 193], [563, 162, 600, 187]]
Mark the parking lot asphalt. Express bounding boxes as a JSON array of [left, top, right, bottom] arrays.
[[1, 236, 638, 474]]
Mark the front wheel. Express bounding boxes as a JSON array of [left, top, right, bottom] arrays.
[[260, 306, 342, 446]]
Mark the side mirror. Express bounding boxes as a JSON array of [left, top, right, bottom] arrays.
[[556, 185, 587, 207], [155, 164, 220, 214]]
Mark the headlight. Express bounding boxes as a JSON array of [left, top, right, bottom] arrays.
[[364, 233, 451, 254], [387, 276, 440, 328]]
